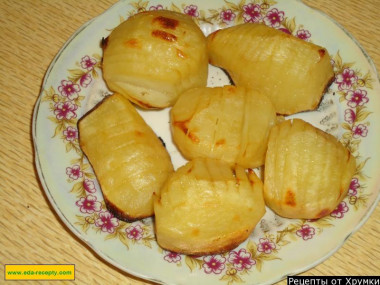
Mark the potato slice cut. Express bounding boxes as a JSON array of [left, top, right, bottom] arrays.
[[154, 158, 265, 255], [264, 119, 356, 219], [102, 10, 208, 109], [78, 93, 173, 221], [207, 23, 335, 115], [170, 85, 276, 168]]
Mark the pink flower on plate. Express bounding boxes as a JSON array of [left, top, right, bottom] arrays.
[[80, 55, 97, 71], [228, 248, 255, 271], [257, 238, 276, 254], [164, 251, 182, 263], [346, 89, 369, 108], [352, 124, 368, 138], [335, 68, 358, 90], [126, 224, 143, 240], [264, 8, 284, 28], [296, 29, 311, 40], [184, 5, 199, 17], [63, 126, 78, 142], [348, 178, 360, 196], [95, 211, 119, 233], [330, 201, 349, 219], [66, 165, 83, 180], [54, 101, 78, 120], [344, 109, 356, 124], [203, 255, 226, 274], [83, 179, 96, 193], [79, 73, 92, 88], [220, 9, 236, 23], [242, 3, 262, 23], [149, 4, 163, 10], [58, 80, 80, 100], [75, 194, 102, 214], [296, 224, 316, 240]]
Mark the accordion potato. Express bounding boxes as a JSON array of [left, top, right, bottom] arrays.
[[102, 10, 208, 109], [170, 85, 276, 168], [154, 158, 265, 255], [78, 93, 173, 222], [264, 119, 356, 219], [207, 24, 335, 115]]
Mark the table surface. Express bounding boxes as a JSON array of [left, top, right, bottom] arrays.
[[1, 0, 379, 284]]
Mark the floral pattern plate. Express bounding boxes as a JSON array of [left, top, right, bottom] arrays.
[[32, 0, 380, 284]]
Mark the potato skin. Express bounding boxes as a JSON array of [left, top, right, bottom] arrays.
[[103, 10, 208, 109], [207, 23, 335, 115], [264, 119, 356, 219], [154, 158, 265, 255], [170, 85, 276, 168], [78, 93, 173, 221]]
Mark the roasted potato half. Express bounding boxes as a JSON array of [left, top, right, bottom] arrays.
[[154, 158, 265, 255], [102, 10, 208, 109], [264, 119, 356, 219], [171, 85, 276, 168], [207, 24, 335, 115], [78, 93, 173, 221]]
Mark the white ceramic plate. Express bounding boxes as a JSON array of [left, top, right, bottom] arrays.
[[33, 0, 380, 284]]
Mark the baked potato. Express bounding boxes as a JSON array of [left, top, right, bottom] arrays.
[[207, 23, 335, 115], [264, 118, 356, 219], [170, 85, 276, 168], [102, 10, 208, 109], [154, 158, 265, 255], [78, 93, 174, 221]]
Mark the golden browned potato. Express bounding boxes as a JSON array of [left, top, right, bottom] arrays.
[[154, 158, 265, 255], [170, 85, 276, 168], [207, 24, 335, 115], [102, 10, 208, 109], [78, 93, 173, 221], [264, 119, 356, 219]]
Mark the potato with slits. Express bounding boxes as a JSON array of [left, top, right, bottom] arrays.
[[170, 85, 276, 168], [78, 93, 173, 222], [264, 119, 356, 219], [207, 23, 335, 115], [102, 10, 208, 109], [154, 158, 265, 255]]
